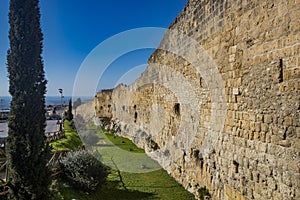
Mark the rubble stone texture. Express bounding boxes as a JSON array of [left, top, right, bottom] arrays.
[[92, 0, 300, 199]]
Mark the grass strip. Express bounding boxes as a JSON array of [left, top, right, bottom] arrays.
[[50, 120, 83, 151]]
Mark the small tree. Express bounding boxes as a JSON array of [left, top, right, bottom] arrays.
[[66, 99, 73, 121], [73, 98, 82, 109], [73, 97, 81, 117]]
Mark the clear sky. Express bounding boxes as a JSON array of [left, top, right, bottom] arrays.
[[0, 0, 187, 96]]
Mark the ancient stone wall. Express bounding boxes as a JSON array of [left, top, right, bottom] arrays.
[[94, 0, 300, 199], [95, 89, 113, 118]]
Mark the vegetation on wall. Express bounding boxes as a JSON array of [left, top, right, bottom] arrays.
[[198, 186, 211, 200]]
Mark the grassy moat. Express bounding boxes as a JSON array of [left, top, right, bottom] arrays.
[[50, 122, 195, 200]]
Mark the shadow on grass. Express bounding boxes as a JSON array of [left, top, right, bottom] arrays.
[[53, 178, 155, 200], [100, 181, 156, 200]]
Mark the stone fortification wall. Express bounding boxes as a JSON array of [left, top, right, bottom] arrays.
[[75, 100, 95, 122], [94, 0, 300, 199], [94, 89, 113, 118]]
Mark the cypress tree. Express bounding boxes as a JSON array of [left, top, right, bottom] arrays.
[[67, 99, 73, 121], [6, 0, 50, 199]]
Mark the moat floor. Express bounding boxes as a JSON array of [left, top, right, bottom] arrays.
[[52, 125, 195, 200], [53, 168, 195, 199]]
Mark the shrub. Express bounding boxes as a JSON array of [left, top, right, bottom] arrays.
[[59, 150, 109, 191], [198, 186, 211, 200], [68, 119, 76, 130]]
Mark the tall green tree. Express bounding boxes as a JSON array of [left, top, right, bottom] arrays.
[[6, 0, 50, 199], [66, 99, 73, 121]]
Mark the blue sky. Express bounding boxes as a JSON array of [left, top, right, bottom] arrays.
[[0, 0, 187, 96]]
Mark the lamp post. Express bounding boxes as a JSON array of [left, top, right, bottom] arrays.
[[58, 88, 63, 108]]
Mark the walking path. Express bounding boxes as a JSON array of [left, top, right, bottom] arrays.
[[81, 126, 161, 173]]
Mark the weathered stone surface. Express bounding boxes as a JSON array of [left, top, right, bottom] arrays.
[[94, 89, 113, 118], [91, 0, 299, 199]]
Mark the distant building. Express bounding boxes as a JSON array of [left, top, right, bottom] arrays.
[[46, 105, 66, 120], [0, 109, 10, 120]]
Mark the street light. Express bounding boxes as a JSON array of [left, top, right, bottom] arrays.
[[58, 88, 63, 108]]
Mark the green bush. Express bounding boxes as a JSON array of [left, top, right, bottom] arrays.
[[68, 119, 76, 130], [59, 150, 109, 191], [198, 186, 211, 200]]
